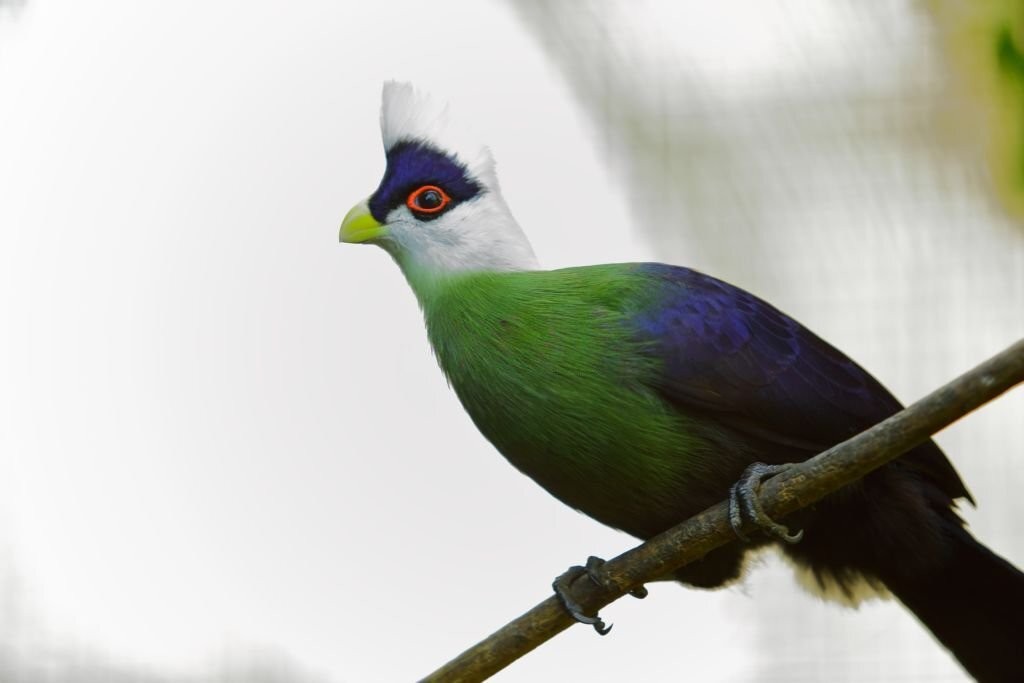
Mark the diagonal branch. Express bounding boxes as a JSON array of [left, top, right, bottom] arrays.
[[420, 337, 1024, 682]]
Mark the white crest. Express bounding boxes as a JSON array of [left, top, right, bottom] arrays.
[[380, 81, 498, 189]]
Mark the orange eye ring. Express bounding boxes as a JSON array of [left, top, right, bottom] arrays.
[[406, 185, 451, 215]]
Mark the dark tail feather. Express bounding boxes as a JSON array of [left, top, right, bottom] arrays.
[[883, 527, 1024, 682]]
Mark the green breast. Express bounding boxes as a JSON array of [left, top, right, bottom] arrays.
[[419, 266, 716, 538]]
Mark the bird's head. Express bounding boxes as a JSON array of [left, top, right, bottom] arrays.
[[340, 82, 538, 277]]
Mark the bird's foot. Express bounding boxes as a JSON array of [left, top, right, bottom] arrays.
[[552, 556, 647, 636], [728, 462, 804, 544]]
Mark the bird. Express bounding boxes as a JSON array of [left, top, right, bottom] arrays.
[[339, 82, 1024, 682]]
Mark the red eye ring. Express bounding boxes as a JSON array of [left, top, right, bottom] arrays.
[[406, 185, 451, 215]]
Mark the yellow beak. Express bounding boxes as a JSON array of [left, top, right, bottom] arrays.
[[339, 200, 384, 243]]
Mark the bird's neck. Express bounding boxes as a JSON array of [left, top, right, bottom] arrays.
[[387, 194, 539, 294], [398, 261, 491, 312], [392, 227, 540, 310]]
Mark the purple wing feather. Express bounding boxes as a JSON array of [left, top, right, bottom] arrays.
[[632, 264, 894, 449], [629, 264, 970, 503]]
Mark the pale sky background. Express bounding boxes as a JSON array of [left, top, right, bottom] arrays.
[[1, 1, 1022, 682]]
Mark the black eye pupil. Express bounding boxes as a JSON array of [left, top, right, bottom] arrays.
[[418, 190, 442, 209]]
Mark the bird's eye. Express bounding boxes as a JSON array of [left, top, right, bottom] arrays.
[[407, 185, 451, 216]]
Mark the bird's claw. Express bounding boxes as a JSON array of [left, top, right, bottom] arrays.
[[729, 462, 804, 544], [553, 564, 612, 635], [552, 556, 647, 635]]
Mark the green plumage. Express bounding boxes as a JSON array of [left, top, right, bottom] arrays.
[[411, 264, 739, 539]]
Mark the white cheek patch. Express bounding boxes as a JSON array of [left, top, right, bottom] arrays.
[[382, 199, 538, 274]]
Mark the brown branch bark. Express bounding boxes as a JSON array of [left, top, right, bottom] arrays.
[[420, 338, 1024, 683]]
